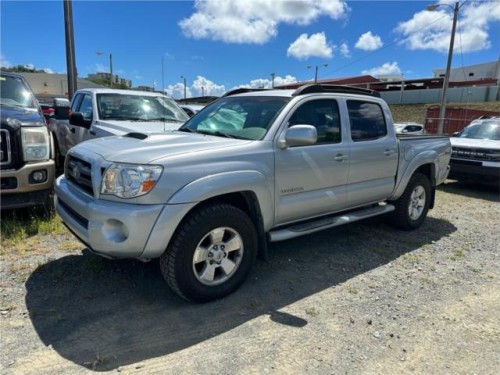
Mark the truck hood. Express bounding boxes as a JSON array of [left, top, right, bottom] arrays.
[[94, 119, 182, 134], [450, 137, 500, 149], [75, 131, 253, 164], [0, 106, 43, 128]]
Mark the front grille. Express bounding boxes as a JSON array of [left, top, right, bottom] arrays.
[[66, 155, 94, 196], [0, 129, 11, 166], [451, 147, 499, 161]]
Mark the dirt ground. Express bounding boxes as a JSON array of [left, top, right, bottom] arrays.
[[1, 180, 499, 375]]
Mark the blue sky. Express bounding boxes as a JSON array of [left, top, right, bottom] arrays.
[[1, 0, 499, 98]]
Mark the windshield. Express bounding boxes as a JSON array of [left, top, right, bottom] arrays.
[[459, 121, 500, 140], [0, 74, 37, 110], [180, 96, 290, 140], [96, 93, 189, 122]]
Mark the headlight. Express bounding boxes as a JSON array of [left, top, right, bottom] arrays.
[[101, 163, 163, 198], [21, 127, 50, 161]]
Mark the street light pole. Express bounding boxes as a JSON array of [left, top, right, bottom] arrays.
[[96, 51, 113, 88], [270, 72, 276, 88], [428, 2, 459, 134], [180, 75, 186, 99], [162, 56, 165, 93], [109, 53, 113, 88], [307, 64, 328, 83]]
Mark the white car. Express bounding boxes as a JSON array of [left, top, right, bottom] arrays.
[[394, 122, 426, 135], [180, 104, 205, 117], [449, 118, 500, 183]]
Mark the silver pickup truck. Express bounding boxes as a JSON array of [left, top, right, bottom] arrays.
[[48, 88, 188, 167], [55, 85, 451, 302]]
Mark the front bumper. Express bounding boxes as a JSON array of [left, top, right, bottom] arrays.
[[1, 160, 55, 209], [54, 175, 195, 259], [449, 158, 500, 181]]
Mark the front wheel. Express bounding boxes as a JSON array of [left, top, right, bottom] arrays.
[[160, 203, 257, 302], [389, 173, 431, 230]]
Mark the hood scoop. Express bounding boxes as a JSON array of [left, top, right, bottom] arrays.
[[125, 132, 149, 140]]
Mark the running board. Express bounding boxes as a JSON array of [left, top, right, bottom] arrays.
[[269, 204, 395, 242]]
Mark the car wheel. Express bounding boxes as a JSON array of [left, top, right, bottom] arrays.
[[389, 173, 431, 230], [160, 203, 257, 302]]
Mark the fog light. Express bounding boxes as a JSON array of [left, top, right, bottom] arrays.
[[29, 170, 47, 184], [102, 219, 129, 243]]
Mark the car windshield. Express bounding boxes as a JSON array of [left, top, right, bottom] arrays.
[[180, 96, 290, 140], [0, 74, 37, 110], [96, 93, 189, 122], [459, 121, 500, 140]]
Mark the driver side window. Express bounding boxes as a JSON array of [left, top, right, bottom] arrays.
[[78, 94, 93, 121], [289, 99, 341, 144]]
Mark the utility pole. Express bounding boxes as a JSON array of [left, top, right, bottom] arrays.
[[180, 75, 186, 99], [428, 2, 459, 134], [270, 72, 276, 88], [63, 0, 77, 99]]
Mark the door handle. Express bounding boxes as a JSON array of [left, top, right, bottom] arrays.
[[334, 153, 347, 161], [383, 149, 395, 156], [70, 128, 75, 133]]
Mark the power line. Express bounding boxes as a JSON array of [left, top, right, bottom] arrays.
[[317, 9, 454, 80]]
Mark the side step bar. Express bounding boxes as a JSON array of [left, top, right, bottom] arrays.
[[269, 204, 395, 242]]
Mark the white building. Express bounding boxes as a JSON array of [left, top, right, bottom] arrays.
[[432, 60, 500, 82]]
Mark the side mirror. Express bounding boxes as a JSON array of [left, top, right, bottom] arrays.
[[54, 105, 70, 120], [70, 112, 92, 129], [451, 132, 460, 137], [279, 125, 317, 148]]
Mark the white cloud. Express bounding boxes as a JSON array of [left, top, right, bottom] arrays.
[[192, 75, 226, 96], [287, 32, 333, 60], [395, 2, 500, 53], [232, 75, 298, 90], [42, 68, 54, 74], [166, 82, 193, 99], [339, 42, 350, 58], [362, 62, 402, 77], [355, 31, 383, 51], [0, 53, 11, 68], [179, 0, 349, 44], [23, 63, 35, 70]]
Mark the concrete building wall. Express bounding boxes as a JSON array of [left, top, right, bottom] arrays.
[[381, 85, 500, 105], [19, 72, 106, 98], [432, 61, 500, 81]]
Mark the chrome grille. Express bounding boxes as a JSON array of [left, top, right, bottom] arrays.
[[451, 147, 499, 161], [0, 129, 11, 165], [66, 155, 94, 196]]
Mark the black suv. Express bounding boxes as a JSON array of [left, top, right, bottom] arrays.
[[1, 71, 55, 209]]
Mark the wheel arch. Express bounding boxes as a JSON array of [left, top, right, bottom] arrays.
[[184, 191, 269, 261]]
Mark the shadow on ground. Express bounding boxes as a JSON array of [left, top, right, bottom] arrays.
[[25, 217, 456, 371], [440, 179, 499, 202]]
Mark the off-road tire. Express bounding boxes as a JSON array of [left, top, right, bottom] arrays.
[[389, 173, 431, 230], [160, 203, 257, 303]]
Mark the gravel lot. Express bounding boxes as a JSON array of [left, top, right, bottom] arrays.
[[1, 180, 499, 375]]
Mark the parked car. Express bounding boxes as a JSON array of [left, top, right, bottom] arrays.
[[48, 88, 189, 167], [54, 84, 451, 302], [39, 103, 55, 123], [449, 117, 500, 183], [180, 104, 205, 117], [394, 122, 426, 135], [0, 71, 55, 209]]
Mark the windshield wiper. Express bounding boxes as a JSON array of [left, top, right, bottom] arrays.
[[148, 117, 184, 122], [178, 127, 195, 133], [196, 129, 237, 139]]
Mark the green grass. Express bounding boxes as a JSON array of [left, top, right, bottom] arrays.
[[1, 208, 66, 251]]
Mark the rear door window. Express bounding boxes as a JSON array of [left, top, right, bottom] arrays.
[[347, 100, 387, 142]]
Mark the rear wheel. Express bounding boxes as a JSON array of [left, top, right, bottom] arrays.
[[389, 173, 431, 230], [160, 203, 257, 302]]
